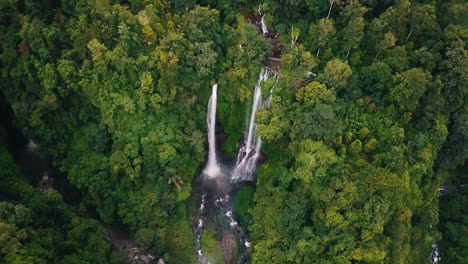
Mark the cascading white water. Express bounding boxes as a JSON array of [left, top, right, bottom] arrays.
[[258, 4, 268, 35], [260, 15, 268, 35], [194, 194, 212, 264], [215, 195, 251, 263], [203, 84, 221, 178], [232, 69, 277, 182], [430, 243, 441, 263], [194, 71, 278, 263]]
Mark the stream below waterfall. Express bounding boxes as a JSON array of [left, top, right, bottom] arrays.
[[192, 181, 252, 264], [191, 68, 278, 264]]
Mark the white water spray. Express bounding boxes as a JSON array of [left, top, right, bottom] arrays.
[[258, 3, 268, 35], [430, 244, 441, 263], [194, 194, 213, 264], [26, 139, 38, 152], [261, 15, 268, 35], [203, 84, 221, 178]]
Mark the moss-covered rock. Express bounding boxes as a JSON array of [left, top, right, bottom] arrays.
[[201, 227, 224, 264]]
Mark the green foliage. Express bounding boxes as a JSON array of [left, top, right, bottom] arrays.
[[387, 68, 433, 112], [110, 251, 129, 264], [164, 203, 196, 264], [247, 0, 461, 262], [232, 185, 255, 228], [0, 146, 35, 197], [0, 107, 110, 263], [290, 139, 338, 182], [201, 227, 224, 264], [439, 185, 468, 264], [295, 81, 334, 105], [438, 106, 468, 169], [1, 1, 244, 256], [256, 98, 290, 143], [350, 139, 362, 154], [322, 58, 353, 88], [309, 18, 336, 57], [135, 228, 155, 250], [0, 0, 465, 262]]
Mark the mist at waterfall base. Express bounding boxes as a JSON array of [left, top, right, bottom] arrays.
[[202, 83, 228, 194], [203, 69, 275, 187], [193, 69, 277, 264]]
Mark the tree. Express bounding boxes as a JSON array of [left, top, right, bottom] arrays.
[[0, 221, 26, 256], [439, 185, 468, 264], [405, 3, 440, 45], [194, 41, 218, 79], [340, 0, 367, 58], [0, 202, 32, 227], [295, 81, 334, 105], [374, 32, 396, 62], [438, 107, 468, 169], [359, 62, 394, 102], [309, 18, 336, 57], [181, 6, 221, 43], [135, 228, 155, 250], [326, 0, 343, 20], [350, 139, 362, 154], [256, 102, 290, 142], [441, 40, 467, 113], [0, 1, 462, 263], [365, 138, 377, 152], [388, 68, 432, 112], [322, 58, 352, 88], [292, 103, 343, 143], [281, 194, 307, 239], [290, 139, 338, 182]]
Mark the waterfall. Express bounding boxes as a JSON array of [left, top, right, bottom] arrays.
[[203, 84, 221, 178], [232, 69, 277, 182], [194, 71, 278, 263], [258, 4, 267, 35], [260, 15, 268, 35]]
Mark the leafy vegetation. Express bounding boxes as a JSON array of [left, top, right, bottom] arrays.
[[201, 227, 224, 264], [0, 0, 466, 263], [232, 185, 255, 228], [0, 133, 110, 263], [439, 184, 468, 263]]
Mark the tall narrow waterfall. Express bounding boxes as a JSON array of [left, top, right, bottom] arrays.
[[232, 69, 276, 182], [203, 84, 221, 178]]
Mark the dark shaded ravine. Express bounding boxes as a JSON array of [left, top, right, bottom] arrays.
[[0, 98, 159, 263], [104, 225, 159, 263]]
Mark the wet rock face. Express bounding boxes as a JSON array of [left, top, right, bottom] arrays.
[[221, 231, 237, 264]]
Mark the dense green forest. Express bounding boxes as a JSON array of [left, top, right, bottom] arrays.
[[0, 0, 466, 263]]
